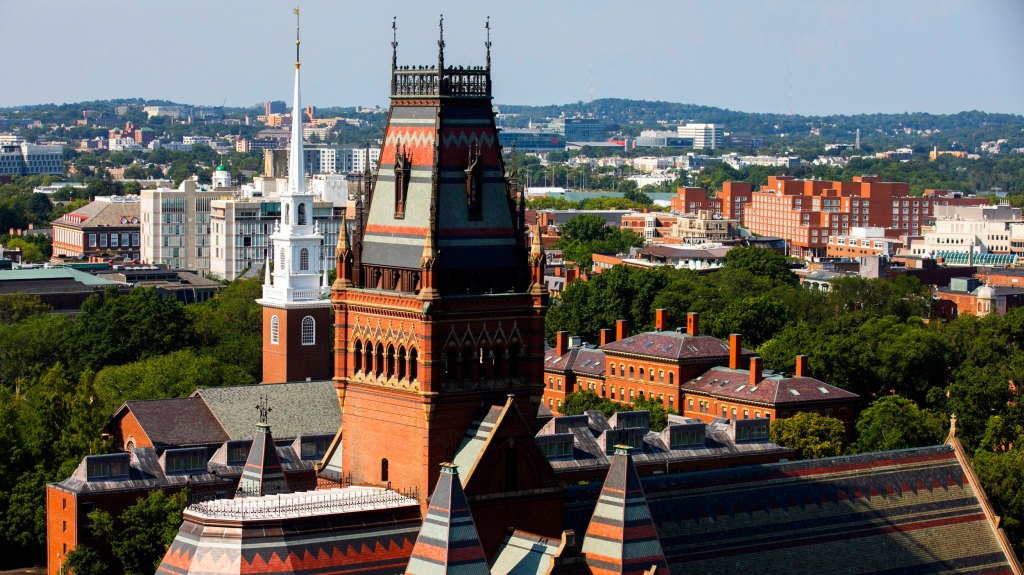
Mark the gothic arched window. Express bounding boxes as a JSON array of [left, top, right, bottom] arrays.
[[301, 316, 315, 345], [353, 340, 363, 372], [270, 315, 279, 344], [299, 248, 310, 271], [298, 202, 307, 225]]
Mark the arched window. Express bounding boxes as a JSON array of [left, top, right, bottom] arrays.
[[619, 364, 624, 377], [301, 316, 315, 345], [659, 370, 664, 383], [270, 315, 279, 344], [409, 348, 418, 381], [386, 344, 396, 377], [669, 372, 674, 386], [649, 368, 655, 382], [381, 458, 389, 483], [353, 340, 363, 372], [629, 366, 635, 379], [397, 346, 407, 380], [284, 204, 290, 225], [299, 247, 310, 271], [375, 343, 385, 377], [639, 367, 645, 380], [298, 202, 307, 225], [278, 248, 285, 272]]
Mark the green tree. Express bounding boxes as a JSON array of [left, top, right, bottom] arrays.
[[770, 412, 846, 459], [0, 293, 51, 324], [63, 545, 110, 575], [89, 489, 187, 575], [852, 395, 946, 453], [186, 278, 263, 380], [4, 237, 46, 263], [722, 246, 796, 286], [973, 448, 1024, 550]]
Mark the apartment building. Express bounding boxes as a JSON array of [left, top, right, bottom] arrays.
[[140, 180, 224, 273], [742, 176, 988, 259], [52, 196, 141, 260], [676, 123, 723, 149], [908, 204, 1022, 256]]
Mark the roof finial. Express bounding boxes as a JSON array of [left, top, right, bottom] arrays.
[[256, 395, 272, 424], [485, 17, 492, 70], [293, 6, 301, 70], [391, 16, 398, 70], [438, 14, 445, 69]]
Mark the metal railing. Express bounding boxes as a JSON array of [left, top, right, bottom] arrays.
[[186, 485, 420, 520]]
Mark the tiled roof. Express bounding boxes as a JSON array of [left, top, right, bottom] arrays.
[[53, 198, 140, 229], [600, 331, 749, 361], [452, 404, 504, 482], [581, 447, 667, 575], [193, 380, 340, 441], [681, 366, 859, 405], [544, 347, 606, 376], [237, 423, 289, 497], [563, 444, 1020, 574], [117, 397, 228, 448], [405, 464, 490, 575]]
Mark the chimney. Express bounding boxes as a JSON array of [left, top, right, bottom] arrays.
[[750, 357, 763, 387], [556, 331, 568, 357], [616, 319, 629, 341], [687, 312, 699, 336], [729, 334, 742, 369], [566, 267, 578, 283], [655, 309, 667, 331], [600, 328, 612, 346], [795, 355, 808, 377]]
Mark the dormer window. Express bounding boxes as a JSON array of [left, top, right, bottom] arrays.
[[394, 144, 411, 219], [465, 145, 483, 220]]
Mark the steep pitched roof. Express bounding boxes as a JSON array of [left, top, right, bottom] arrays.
[[491, 530, 562, 575], [581, 446, 668, 575], [405, 463, 490, 575], [545, 347, 606, 376], [680, 366, 859, 406], [114, 397, 228, 448], [237, 422, 290, 497]]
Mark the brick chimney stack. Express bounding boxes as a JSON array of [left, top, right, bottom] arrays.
[[795, 355, 808, 377], [556, 331, 568, 357], [687, 312, 699, 336], [600, 328, 612, 346], [616, 319, 629, 341], [729, 334, 742, 369], [655, 309, 667, 331], [750, 357, 763, 387]]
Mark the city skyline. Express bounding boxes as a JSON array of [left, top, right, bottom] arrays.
[[1, 0, 1023, 116]]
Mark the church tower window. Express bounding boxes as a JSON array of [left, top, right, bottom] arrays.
[[279, 248, 286, 272], [298, 202, 307, 225], [301, 316, 315, 345], [299, 248, 310, 271], [270, 315, 279, 344]]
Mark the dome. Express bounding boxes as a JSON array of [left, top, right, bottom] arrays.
[[976, 284, 996, 300], [216, 163, 227, 171]]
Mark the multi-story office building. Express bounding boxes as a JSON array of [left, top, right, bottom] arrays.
[[742, 176, 989, 259], [52, 196, 141, 260], [0, 142, 64, 176], [671, 210, 739, 243], [265, 147, 381, 177], [496, 128, 565, 151], [264, 100, 287, 115], [677, 123, 723, 150], [634, 130, 694, 148], [826, 227, 902, 258], [208, 197, 344, 281], [140, 180, 225, 273], [549, 117, 608, 143], [906, 204, 1021, 256]]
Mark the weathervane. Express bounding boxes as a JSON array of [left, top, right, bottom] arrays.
[[485, 16, 492, 69], [438, 14, 445, 68], [391, 16, 398, 70], [256, 395, 272, 424]]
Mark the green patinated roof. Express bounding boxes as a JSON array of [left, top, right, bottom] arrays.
[[0, 267, 121, 286]]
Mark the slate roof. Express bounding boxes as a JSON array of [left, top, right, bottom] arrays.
[[600, 330, 751, 361], [405, 464, 490, 575], [563, 444, 1022, 575], [581, 447, 667, 575], [115, 397, 228, 448], [237, 423, 290, 497], [544, 346, 606, 376], [53, 197, 140, 229], [491, 531, 562, 575], [0, 267, 122, 287], [192, 380, 340, 441], [681, 366, 859, 405]]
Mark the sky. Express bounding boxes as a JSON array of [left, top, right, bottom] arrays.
[[1, 0, 1022, 116]]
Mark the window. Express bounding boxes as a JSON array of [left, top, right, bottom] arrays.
[[299, 247, 310, 271], [100, 234, 107, 247], [629, 366, 635, 379], [669, 373, 674, 385], [659, 370, 664, 383], [301, 316, 315, 345], [639, 368, 644, 380], [297, 202, 307, 225], [270, 315, 279, 344], [688, 398, 694, 410], [132, 233, 140, 247], [381, 458, 389, 483], [88, 234, 96, 247], [279, 248, 285, 271]]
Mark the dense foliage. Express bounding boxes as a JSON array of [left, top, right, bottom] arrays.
[[554, 214, 645, 268], [769, 412, 846, 460], [0, 280, 262, 567], [88, 490, 187, 575]]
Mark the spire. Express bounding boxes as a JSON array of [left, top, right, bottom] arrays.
[[404, 463, 489, 575], [286, 6, 306, 198], [485, 17, 492, 71], [237, 397, 290, 498], [529, 219, 547, 297], [437, 14, 445, 71], [391, 16, 398, 70], [581, 446, 667, 575]]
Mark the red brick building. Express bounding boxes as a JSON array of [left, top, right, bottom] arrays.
[[671, 187, 722, 214], [742, 175, 988, 259], [51, 196, 142, 261]]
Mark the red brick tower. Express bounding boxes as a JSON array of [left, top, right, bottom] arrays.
[[331, 19, 547, 501]]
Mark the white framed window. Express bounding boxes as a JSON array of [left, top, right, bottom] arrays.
[[279, 248, 285, 271], [270, 315, 279, 344], [300, 247, 310, 271], [301, 316, 315, 345]]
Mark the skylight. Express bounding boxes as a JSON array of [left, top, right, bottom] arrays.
[[788, 389, 801, 396], [642, 342, 655, 349], [735, 385, 746, 392], [817, 387, 830, 394]]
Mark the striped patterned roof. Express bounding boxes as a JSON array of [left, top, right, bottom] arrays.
[[236, 423, 289, 497], [405, 463, 490, 575], [581, 446, 668, 575]]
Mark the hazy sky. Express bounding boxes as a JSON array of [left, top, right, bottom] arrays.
[[1, 0, 1022, 115]]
